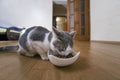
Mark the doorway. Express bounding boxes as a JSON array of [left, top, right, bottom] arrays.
[[53, 1, 67, 31], [55, 16, 67, 31], [53, 0, 90, 41]]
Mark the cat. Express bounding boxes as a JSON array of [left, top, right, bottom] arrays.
[[0, 26, 76, 60]]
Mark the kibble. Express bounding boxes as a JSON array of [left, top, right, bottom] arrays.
[[55, 53, 73, 58]]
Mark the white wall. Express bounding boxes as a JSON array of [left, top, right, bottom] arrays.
[[0, 0, 53, 30], [91, 0, 120, 41]]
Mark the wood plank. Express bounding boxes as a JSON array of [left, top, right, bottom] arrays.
[[0, 41, 120, 80]]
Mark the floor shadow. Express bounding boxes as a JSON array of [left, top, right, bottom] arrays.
[[18, 53, 41, 59], [18, 53, 90, 73], [54, 56, 90, 72]]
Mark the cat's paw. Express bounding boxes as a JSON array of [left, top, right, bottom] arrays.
[[41, 56, 49, 60]]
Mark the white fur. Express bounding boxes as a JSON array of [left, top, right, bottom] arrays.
[[50, 32, 57, 51], [18, 27, 74, 60], [29, 32, 50, 60], [43, 33, 50, 51], [64, 45, 73, 56], [66, 45, 72, 52], [18, 27, 51, 60], [30, 32, 50, 52], [18, 28, 36, 56], [26, 28, 36, 53], [50, 32, 73, 56], [58, 45, 72, 56]]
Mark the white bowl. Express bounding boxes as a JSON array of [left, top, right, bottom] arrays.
[[48, 50, 80, 67]]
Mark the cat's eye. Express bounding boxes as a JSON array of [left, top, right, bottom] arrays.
[[53, 40, 61, 46], [53, 40, 66, 51]]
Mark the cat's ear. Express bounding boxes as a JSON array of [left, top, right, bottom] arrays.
[[52, 27, 61, 37], [69, 31, 76, 38]]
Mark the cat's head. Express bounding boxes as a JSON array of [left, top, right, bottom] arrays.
[[50, 27, 76, 55]]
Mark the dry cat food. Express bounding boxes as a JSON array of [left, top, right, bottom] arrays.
[[55, 53, 73, 58]]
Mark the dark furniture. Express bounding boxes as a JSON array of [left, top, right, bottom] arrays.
[[0, 26, 25, 41]]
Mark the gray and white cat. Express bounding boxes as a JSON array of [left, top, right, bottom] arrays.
[[0, 26, 75, 60]]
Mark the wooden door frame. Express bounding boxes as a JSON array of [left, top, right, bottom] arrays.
[[67, 0, 90, 41], [67, 0, 74, 32]]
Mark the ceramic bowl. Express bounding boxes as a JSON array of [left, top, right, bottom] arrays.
[[48, 50, 80, 67]]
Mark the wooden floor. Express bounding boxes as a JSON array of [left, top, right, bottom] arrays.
[[0, 41, 120, 80]]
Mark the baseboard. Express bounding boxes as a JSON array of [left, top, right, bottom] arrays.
[[91, 40, 120, 45]]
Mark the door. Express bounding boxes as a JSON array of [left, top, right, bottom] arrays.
[[67, 0, 90, 41]]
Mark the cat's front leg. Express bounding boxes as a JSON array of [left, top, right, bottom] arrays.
[[36, 49, 49, 60], [40, 53, 49, 60], [17, 47, 35, 57], [32, 43, 49, 60]]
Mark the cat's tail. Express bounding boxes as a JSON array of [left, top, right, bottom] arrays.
[[0, 45, 19, 52]]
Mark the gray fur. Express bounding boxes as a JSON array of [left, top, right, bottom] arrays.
[[30, 27, 50, 41], [48, 32, 53, 42], [19, 27, 35, 51], [53, 32, 73, 51], [0, 26, 75, 60]]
